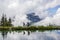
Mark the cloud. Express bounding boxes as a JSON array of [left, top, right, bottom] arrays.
[[34, 8, 60, 26], [0, 0, 60, 26], [52, 8, 60, 26]]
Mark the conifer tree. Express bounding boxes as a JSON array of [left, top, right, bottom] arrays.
[[8, 18, 12, 26], [0, 14, 5, 26], [0, 14, 13, 27]]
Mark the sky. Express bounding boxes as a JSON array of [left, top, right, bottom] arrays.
[[0, 0, 60, 26]]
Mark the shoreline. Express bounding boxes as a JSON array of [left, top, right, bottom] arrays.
[[0, 26, 60, 31]]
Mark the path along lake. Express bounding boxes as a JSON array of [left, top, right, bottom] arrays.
[[0, 30, 60, 40]]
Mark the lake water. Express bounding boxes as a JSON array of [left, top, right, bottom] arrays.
[[0, 30, 60, 40]]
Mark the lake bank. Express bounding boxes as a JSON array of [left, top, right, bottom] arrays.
[[0, 26, 60, 31]]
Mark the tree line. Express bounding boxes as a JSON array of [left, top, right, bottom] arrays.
[[0, 14, 31, 27], [0, 14, 13, 27]]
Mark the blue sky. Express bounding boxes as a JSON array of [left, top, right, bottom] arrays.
[[47, 5, 60, 16]]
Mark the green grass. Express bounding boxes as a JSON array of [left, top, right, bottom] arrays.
[[0, 26, 60, 31]]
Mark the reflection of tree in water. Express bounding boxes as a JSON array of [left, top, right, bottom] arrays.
[[23, 31, 25, 35], [1, 31, 8, 40], [23, 31, 31, 35]]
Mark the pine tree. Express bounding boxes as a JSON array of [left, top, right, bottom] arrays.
[[0, 14, 5, 26], [8, 18, 12, 26], [0, 14, 13, 27], [0, 14, 8, 26], [4, 15, 8, 26]]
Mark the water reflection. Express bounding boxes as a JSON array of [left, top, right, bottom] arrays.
[[0, 30, 60, 40], [1, 31, 7, 40], [0, 30, 8, 40], [23, 31, 30, 35]]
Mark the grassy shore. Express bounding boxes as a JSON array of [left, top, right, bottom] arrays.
[[0, 26, 60, 31]]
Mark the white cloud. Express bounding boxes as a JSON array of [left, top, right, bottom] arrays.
[[34, 8, 60, 26], [45, 0, 60, 9], [8, 2, 18, 8], [33, 17, 52, 26], [52, 8, 60, 26], [0, 0, 60, 26]]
